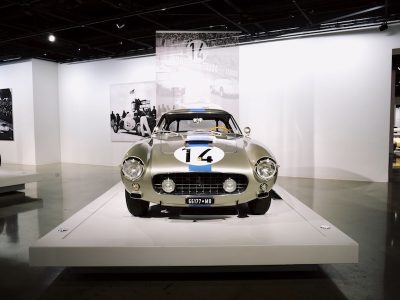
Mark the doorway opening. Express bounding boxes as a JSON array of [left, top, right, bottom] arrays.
[[390, 50, 400, 182]]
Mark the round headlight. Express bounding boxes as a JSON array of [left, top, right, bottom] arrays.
[[162, 178, 175, 193], [255, 158, 277, 181], [122, 157, 144, 181], [223, 178, 237, 193]]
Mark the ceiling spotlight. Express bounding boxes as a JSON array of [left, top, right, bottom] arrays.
[[78, 48, 81, 51], [48, 34, 56, 42], [116, 23, 125, 29], [43, 53, 47, 56], [379, 22, 388, 31], [161, 8, 166, 11]]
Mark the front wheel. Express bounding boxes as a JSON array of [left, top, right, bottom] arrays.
[[248, 194, 271, 215], [125, 190, 149, 217]]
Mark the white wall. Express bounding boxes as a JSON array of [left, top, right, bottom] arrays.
[[32, 59, 61, 164], [0, 60, 36, 164], [240, 26, 400, 182], [58, 56, 155, 165]]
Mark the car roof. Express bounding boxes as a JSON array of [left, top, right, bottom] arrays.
[[163, 109, 231, 116]]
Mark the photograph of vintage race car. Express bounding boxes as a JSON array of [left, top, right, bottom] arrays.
[[121, 108, 278, 217], [111, 99, 156, 137], [110, 82, 156, 142]]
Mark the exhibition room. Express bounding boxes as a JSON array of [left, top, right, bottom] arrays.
[[1, 0, 400, 299]]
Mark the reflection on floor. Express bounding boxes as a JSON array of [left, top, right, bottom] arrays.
[[0, 163, 398, 300]]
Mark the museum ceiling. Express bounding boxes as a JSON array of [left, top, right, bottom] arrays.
[[0, 0, 399, 63]]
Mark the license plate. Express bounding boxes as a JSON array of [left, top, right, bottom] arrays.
[[185, 197, 214, 205]]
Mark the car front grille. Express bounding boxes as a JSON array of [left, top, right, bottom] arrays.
[[152, 172, 248, 195]]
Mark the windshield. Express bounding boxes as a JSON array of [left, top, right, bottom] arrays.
[[156, 112, 242, 135]]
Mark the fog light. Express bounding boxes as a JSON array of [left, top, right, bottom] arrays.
[[162, 178, 175, 193], [223, 178, 237, 193], [132, 183, 140, 191], [260, 183, 268, 192]]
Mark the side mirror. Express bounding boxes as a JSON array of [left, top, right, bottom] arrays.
[[153, 126, 159, 134], [244, 126, 251, 137]]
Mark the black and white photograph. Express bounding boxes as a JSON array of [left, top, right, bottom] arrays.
[[110, 81, 156, 142], [156, 31, 239, 119], [0, 88, 14, 141]]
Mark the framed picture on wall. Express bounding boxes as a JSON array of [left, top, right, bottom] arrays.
[[0, 88, 14, 141], [110, 81, 156, 142]]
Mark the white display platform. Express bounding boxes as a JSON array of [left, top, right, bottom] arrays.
[[30, 183, 358, 267], [0, 169, 39, 193]]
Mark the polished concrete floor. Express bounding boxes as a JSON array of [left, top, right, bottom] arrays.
[[0, 163, 399, 300]]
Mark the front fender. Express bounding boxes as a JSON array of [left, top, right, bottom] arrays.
[[123, 138, 152, 165]]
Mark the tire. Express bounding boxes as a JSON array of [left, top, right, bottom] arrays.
[[125, 190, 149, 217], [248, 194, 271, 215]]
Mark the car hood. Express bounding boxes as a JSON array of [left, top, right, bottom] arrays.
[[147, 132, 252, 174], [157, 132, 239, 154]]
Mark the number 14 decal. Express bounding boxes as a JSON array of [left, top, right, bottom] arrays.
[[183, 148, 213, 163], [174, 146, 224, 166]]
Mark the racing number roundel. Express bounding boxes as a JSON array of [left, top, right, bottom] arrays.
[[174, 146, 224, 166], [186, 39, 208, 62]]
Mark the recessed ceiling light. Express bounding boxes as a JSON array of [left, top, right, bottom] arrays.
[[116, 23, 125, 29], [43, 53, 47, 56], [78, 48, 81, 51], [161, 8, 166, 11], [48, 34, 56, 42]]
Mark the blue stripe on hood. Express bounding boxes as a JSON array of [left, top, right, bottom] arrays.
[[189, 164, 212, 172], [187, 141, 212, 172]]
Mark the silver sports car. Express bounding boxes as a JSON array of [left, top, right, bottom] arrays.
[[121, 108, 278, 217]]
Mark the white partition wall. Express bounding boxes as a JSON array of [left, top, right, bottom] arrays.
[[0, 59, 61, 165], [239, 26, 400, 182], [32, 59, 61, 164], [0, 60, 36, 165], [58, 56, 155, 166]]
